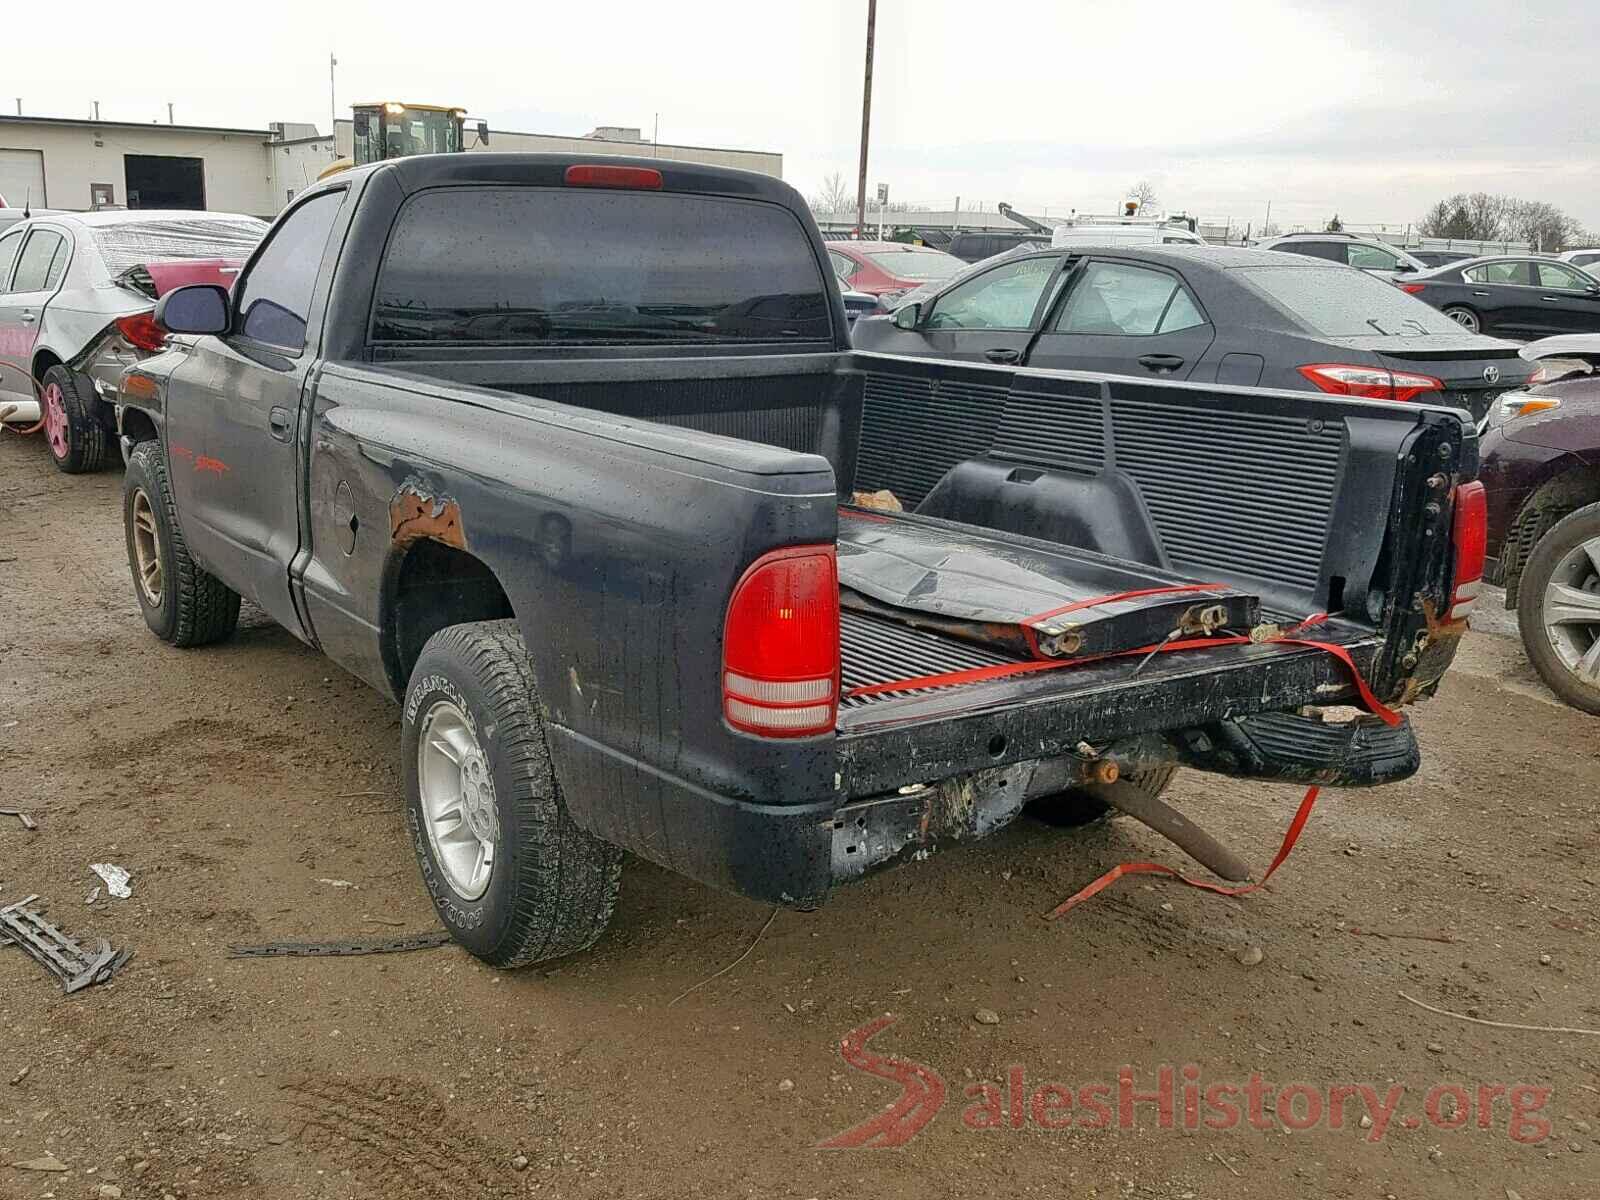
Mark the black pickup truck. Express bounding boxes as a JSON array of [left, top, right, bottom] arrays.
[[116, 154, 1482, 968]]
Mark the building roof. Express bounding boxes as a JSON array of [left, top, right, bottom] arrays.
[[0, 114, 271, 137]]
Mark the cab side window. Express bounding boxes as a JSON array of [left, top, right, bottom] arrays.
[[233, 191, 344, 351], [1053, 261, 1205, 336], [925, 257, 1055, 330], [1466, 261, 1532, 286], [0, 230, 23, 292], [1537, 262, 1591, 290], [10, 230, 68, 292], [1347, 243, 1402, 270]]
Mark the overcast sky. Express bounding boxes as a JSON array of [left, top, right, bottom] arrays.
[[5, 0, 1595, 232]]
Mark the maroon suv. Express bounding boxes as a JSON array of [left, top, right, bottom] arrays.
[[1479, 336, 1600, 713]]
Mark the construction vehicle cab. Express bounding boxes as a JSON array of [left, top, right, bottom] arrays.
[[350, 102, 489, 166]]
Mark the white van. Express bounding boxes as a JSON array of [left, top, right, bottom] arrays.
[[1051, 221, 1206, 248]]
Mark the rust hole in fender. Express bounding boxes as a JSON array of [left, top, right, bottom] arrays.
[[389, 480, 467, 550]]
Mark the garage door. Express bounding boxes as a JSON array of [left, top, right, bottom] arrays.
[[0, 149, 47, 209]]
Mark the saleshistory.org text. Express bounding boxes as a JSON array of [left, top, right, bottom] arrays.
[[819, 1017, 1557, 1149]]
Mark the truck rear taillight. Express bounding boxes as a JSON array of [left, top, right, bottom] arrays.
[[564, 164, 663, 190], [1449, 481, 1486, 620], [723, 546, 838, 737], [116, 312, 168, 353], [1297, 363, 1444, 403]]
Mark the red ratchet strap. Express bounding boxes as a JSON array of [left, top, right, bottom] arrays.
[[844, 612, 1402, 727], [1043, 784, 1322, 919]]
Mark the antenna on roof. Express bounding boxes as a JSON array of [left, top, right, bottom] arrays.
[[23, 187, 31, 219]]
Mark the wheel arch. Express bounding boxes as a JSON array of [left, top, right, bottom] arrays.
[[1502, 461, 1600, 605], [381, 536, 517, 697], [119, 406, 159, 445], [30, 345, 63, 386]]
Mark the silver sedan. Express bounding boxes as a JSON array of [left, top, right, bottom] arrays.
[[0, 209, 266, 472]]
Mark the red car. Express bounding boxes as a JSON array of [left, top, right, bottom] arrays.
[[825, 241, 965, 307]]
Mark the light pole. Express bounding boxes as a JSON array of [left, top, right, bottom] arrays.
[[329, 53, 338, 137], [854, 0, 876, 238]]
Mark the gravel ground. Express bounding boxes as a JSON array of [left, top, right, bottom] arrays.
[[1, 429, 1597, 1199]]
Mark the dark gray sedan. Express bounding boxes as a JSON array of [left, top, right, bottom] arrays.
[[1397, 255, 1600, 339], [852, 244, 1532, 420]]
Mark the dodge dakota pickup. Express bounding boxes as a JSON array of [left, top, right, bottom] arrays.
[[117, 154, 1481, 968]]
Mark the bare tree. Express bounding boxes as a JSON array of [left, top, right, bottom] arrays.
[[809, 172, 853, 216], [1128, 180, 1159, 213], [1418, 192, 1586, 248]]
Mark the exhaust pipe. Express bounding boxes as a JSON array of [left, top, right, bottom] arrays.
[[1082, 773, 1253, 882]]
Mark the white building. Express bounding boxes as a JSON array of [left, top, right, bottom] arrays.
[[0, 114, 783, 218]]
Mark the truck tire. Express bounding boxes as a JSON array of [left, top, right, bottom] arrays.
[[1517, 502, 1600, 715], [402, 620, 623, 968], [40, 365, 108, 474], [1028, 765, 1178, 827], [123, 440, 241, 646]]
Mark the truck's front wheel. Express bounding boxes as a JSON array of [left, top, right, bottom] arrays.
[[402, 620, 623, 968]]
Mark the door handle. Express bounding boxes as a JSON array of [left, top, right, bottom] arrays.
[[18, 311, 35, 324], [1471, 290, 1491, 297], [268, 406, 292, 442], [1138, 353, 1184, 372], [1541, 296, 1562, 302], [983, 348, 1021, 364]]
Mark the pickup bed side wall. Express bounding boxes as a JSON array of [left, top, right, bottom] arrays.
[[298, 364, 843, 903]]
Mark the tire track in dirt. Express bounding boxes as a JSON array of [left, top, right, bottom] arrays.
[[279, 1075, 523, 1198]]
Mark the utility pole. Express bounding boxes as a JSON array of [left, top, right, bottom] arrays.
[[92, 100, 100, 120], [854, 0, 876, 238], [14, 99, 20, 117], [329, 53, 338, 137], [167, 102, 174, 125]]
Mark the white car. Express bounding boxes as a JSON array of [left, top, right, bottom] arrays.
[[0, 209, 267, 471], [1558, 247, 1600, 275]]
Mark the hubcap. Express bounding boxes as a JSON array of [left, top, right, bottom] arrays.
[[42, 383, 68, 459], [130, 488, 164, 607], [417, 699, 499, 900], [1542, 534, 1600, 687], [1447, 309, 1478, 332]]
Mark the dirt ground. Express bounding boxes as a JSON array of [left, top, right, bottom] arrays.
[[2, 428, 1597, 1200]]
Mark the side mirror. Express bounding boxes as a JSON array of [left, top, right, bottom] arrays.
[[353, 112, 371, 138], [477, 120, 490, 145], [1587, 284, 1600, 295], [155, 284, 230, 336], [893, 302, 922, 331], [1396, 262, 1417, 273]]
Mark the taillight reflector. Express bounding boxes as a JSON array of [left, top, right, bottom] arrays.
[[564, 164, 663, 190], [116, 311, 167, 353], [722, 545, 838, 737], [1449, 481, 1486, 620], [1297, 363, 1444, 403], [1398, 282, 1427, 294]]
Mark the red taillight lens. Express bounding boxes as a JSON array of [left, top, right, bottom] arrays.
[[1398, 282, 1427, 294], [722, 545, 839, 737], [1448, 481, 1486, 621], [1297, 363, 1444, 403], [116, 312, 167, 353], [564, 164, 663, 190]]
